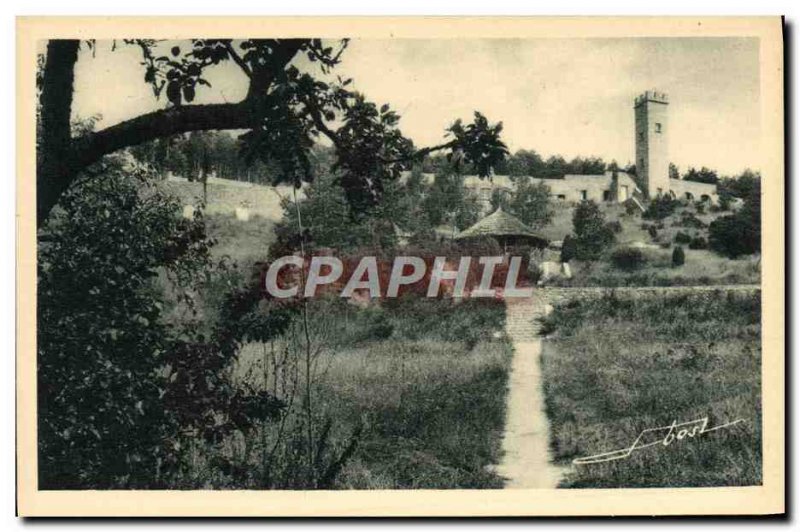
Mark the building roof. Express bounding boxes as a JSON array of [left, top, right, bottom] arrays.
[[455, 207, 547, 244]]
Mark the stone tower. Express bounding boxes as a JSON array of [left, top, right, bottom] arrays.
[[634, 90, 670, 198]]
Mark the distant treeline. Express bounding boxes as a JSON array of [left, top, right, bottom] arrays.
[[129, 130, 336, 185], [422, 150, 611, 178], [128, 131, 756, 195]]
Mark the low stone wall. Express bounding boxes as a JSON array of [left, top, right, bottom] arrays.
[[159, 177, 303, 221], [539, 284, 760, 306]]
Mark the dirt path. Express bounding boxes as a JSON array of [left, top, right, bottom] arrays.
[[496, 296, 564, 489]]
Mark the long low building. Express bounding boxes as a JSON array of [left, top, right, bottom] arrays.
[[468, 172, 717, 211], [403, 169, 717, 213]]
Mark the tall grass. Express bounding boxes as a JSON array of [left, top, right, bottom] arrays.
[[540, 291, 762, 488], [182, 296, 512, 489]]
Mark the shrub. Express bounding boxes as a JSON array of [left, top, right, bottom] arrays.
[[647, 225, 658, 239], [674, 231, 692, 244], [38, 164, 289, 489], [672, 246, 686, 267], [560, 234, 577, 263], [708, 177, 760, 258], [625, 201, 641, 216], [689, 236, 708, 250], [366, 309, 394, 340], [680, 212, 707, 229], [610, 247, 646, 271], [643, 195, 678, 220], [572, 200, 615, 260], [606, 220, 623, 234], [709, 212, 760, 258]]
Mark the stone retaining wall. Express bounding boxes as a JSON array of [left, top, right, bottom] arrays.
[[539, 284, 760, 306]]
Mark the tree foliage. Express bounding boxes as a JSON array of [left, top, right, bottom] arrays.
[[560, 234, 577, 263], [643, 195, 679, 220], [570, 200, 615, 260], [422, 165, 481, 233], [611, 247, 646, 271], [491, 150, 607, 178], [490, 176, 553, 229], [38, 160, 293, 488], [672, 246, 686, 267], [682, 166, 719, 184], [38, 38, 508, 224], [708, 171, 761, 258]]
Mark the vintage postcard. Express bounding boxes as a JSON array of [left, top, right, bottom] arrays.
[[16, 16, 784, 516]]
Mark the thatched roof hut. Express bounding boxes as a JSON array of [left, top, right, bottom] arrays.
[[455, 207, 549, 249]]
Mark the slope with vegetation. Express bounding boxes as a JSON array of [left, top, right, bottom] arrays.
[[539, 290, 762, 488]]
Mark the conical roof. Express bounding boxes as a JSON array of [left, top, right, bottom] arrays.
[[455, 207, 546, 243]]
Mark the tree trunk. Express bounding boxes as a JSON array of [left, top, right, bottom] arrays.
[[37, 40, 80, 225]]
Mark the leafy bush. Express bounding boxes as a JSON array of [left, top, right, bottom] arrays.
[[366, 308, 394, 340], [610, 247, 646, 271], [709, 213, 760, 258], [38, 164, 290, 489], [606, 220, 623, 234], [625, 201, 641, 216], [689, 236, 708, 250], [643, 195, 678, 220], [501, 177, 554, 229], [708, 175, 760, 258], [647, 225, 658, 239], [560, 234, 577, 262], [571, 200, 615, 261], [680, 212, 707, 229], [672, 246, 686, 267], [674, 231, 692, 244], [274, 173, 393, 252]]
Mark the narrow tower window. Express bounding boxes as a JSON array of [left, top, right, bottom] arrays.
[[655, 122, 662, 133]]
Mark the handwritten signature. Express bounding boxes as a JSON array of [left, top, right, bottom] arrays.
[[573, 416, 745, 465]]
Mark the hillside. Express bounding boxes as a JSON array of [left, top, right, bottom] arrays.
[[542, 200, 760, 287], [159, 175, 302, 221]]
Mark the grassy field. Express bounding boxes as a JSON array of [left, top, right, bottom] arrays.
[[203, 297, 513, 489], [559, 249, 760, 287], [539, 290, 762, 488], [204, 213, 276, 264], [319, 297, 512, 489]]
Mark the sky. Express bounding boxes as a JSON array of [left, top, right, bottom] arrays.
[[68, 37, 760, 176]]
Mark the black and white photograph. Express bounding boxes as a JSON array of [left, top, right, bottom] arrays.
[[15, 15, 785, 517]]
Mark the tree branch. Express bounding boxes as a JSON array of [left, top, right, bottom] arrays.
[[247, 39, 305, 100], [37, 39, 310, 225], [302, 97, 457, 165], [223, 41, 252, 78], [302, 99, 343, 151], [70, 101, 260, 171], [406, 140, 458, 162]]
